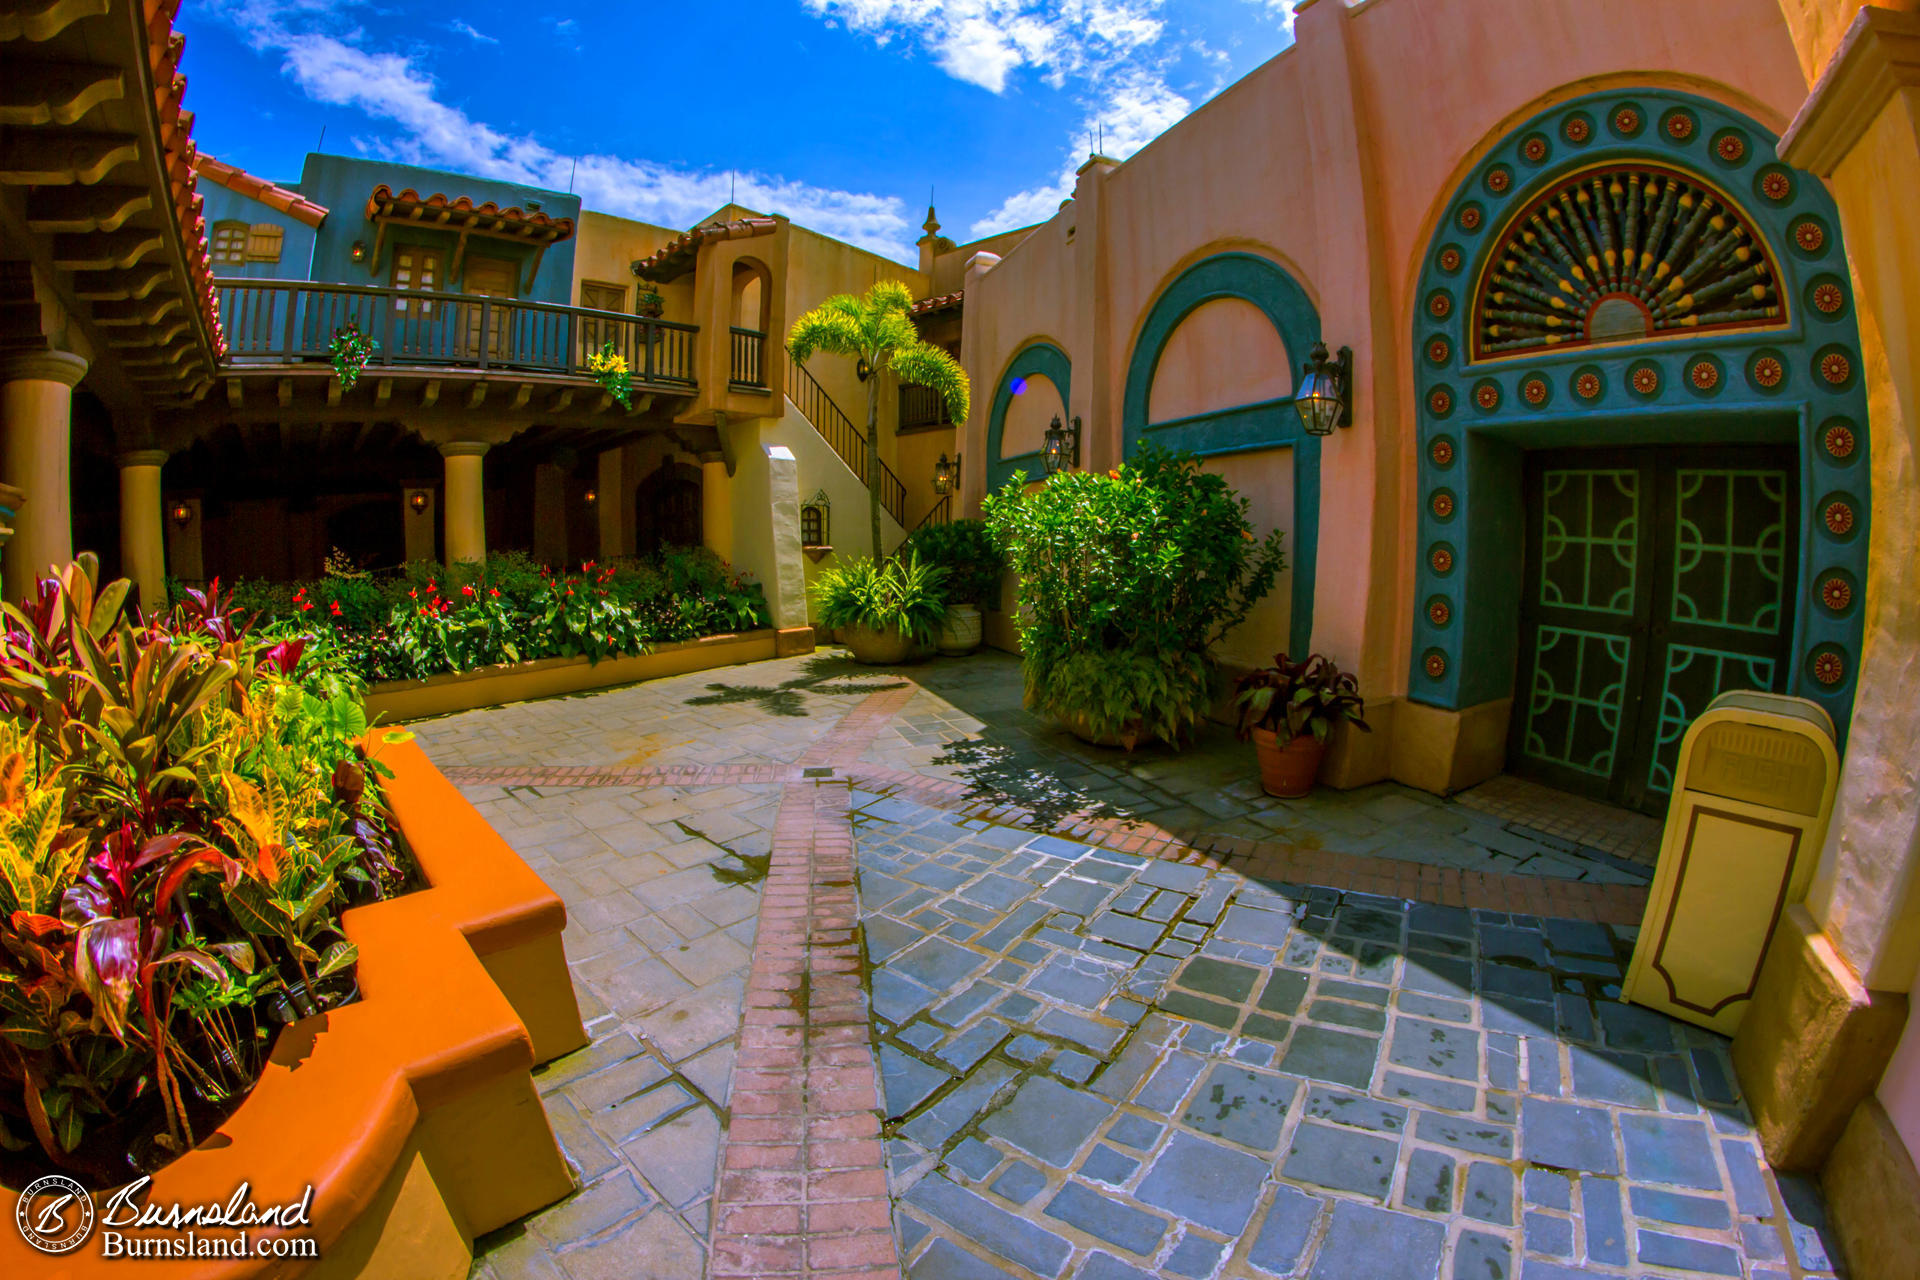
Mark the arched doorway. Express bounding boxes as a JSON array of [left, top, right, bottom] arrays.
[[636, 461, 701, 555], [1410, 89, 1871, 813]]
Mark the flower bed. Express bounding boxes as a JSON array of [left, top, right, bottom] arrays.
[[221, 548, 770, 686], [0, 559, 415, 1190]]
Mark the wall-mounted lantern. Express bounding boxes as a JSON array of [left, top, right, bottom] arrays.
[[583, 487, 599, 508], [933, 452, 962, 495], [1294, 342, 1353, 436], [856, 358, 873, 382], [407, 490, 431, 515], [168, 500, 193, 529], [1042, 415, 1081, 477], [350, 241, 369, 264]]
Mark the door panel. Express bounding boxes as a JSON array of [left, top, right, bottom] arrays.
[[1516, 446, 1795, 814], [463, 256, 516, 360]]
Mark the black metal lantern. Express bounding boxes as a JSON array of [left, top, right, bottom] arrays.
[[168, 500, 193, 529], [407, 490, 430, 515], [582, 487, 598, 508], [856, 358, 873, 382], [1042, 414, 1080, 476], [1294, 342, 1353, 436], [933, 452, 961, 495]]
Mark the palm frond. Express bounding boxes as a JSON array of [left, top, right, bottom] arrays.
[[787, 304, 864, 365], [890, 341, 971, 424]]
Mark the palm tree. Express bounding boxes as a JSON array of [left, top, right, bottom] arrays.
[[788, 280, 970, 559]]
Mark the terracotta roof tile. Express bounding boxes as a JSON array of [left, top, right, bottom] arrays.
[[630, 217, 778, 282], [194, 154, 329, 228], [365, 185, 575, 240], [910, 290, 963, 316]]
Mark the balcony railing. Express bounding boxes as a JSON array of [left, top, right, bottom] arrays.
[[216, 279, 699, 388], [900, 383, 952, 431], [730, 327, 767, 389]]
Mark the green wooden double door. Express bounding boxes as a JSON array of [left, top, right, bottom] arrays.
[[1515, 446, 1797, 815]]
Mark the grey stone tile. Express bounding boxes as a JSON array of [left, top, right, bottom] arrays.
[[1520, 1098, 1619, 1175], [1280, 1025, 1379, 1090], [1043, 1181, 1167, 1255], [1162, 1233, 1228, 1279], [1413, 1112, 1514, 1158], [988, 1161, 1046, 1205], [902, 1062, 1019, 1149], [1179, 1063, 1297, 1151], [1385, 1071, 1477, 1113], [1401, 1148, 1455, 1213], [1568, 1047, 1656, 1109], [1629, 1184, 1733, 1229], [1303, 1086, 1408, 1135], [907, 1237, 1022, 1280], [980, 1074, 1113, 1165], [1620, 1113, 1722, 1191], [1388, 1018, 1481, 1082], [1134, 1130, 1271, 1236], [1248, 1182, 1326, 1274], [946, 1137, 1002, 1181], [1523, 1209, 1574, 1256], [1636, 1230, 1742, 1276], [1451, 1230, 1512, 1280], [1281, 1121, 1400, 1199], [1305, 1200, 1445, 1280], [1462, 1161, 1514, 1226], [894, 935, 991, 989], [904, 1175, 1072, 1276], [1581, 1175, 1629, 1265]]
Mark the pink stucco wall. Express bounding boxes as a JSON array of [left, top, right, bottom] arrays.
[[956, 0, 1808, 698]]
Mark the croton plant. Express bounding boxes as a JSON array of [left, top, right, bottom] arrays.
[[1234, 652, 1371, 743], [0, 556, 413, 1188]]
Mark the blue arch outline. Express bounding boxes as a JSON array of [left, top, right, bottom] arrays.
[[985, 342, 1072, 492], [1120, 251, 1322, 657], [1409, 88, 1870, 741]]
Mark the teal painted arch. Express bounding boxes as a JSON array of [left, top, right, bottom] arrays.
[[1408, 87, 1871, 739], [1121, 251, 1323, 657], [985, 342, 1073, 492]]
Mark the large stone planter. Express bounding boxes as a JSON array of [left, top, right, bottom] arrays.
[[841, 623, 920, 665], [937, 604, 983, 656], [0, 739, 588, 1277]]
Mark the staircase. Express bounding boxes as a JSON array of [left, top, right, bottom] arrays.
[[790, 364, 908, 528], [912, 494, 952, 532]]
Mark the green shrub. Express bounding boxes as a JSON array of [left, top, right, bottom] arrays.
[[811, 554, 948, 646], [983, 444, 1285, 748], [901, 519, 1005, 608]]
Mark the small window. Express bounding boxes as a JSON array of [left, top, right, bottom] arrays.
[[801, 490, 830, 548], [581, 281, 627, 312], [391, 247, 443, 315], [211, 221, 247, 265], [245, 223, 284, 263]]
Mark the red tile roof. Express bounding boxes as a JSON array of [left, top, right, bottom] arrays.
[[194, 153, 329, 228], [365, 186, 576, 240], [149, 9, 225, 362], [630, 218, 779, 282], [910, 290, 963, 317]]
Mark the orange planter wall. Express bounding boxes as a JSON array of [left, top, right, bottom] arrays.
[[0, 740, 587, 1278]]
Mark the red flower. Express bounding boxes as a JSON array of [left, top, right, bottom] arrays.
[[330, 601, 342, 616], [299, 601, 314, 612], [293, 587, 306, 601], [489, 587, 500, 597], [462, 584, 475, 596], [409, 589, 418, 599]]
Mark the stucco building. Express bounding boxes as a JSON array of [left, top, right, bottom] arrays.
[[2, 0, 1917, 1271]]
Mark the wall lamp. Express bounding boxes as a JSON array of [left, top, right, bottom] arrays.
[[407, 490, 431, 515], [933, 452, 962, 495], [1294, 342, 1353, 436], [169, 500, 193, 529], [350, 241, 369, 264], [583, 487, 599, 507], [1042, 414, 1081, 476]]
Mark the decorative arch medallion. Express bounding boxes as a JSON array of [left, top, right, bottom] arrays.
[[1411, 89, 1869, 774], [986, 341, 1071, 492], [1122, 251, 1323, 657]]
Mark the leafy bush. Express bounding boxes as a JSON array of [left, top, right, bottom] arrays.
[[1234, 652, 1370, 742], [901, 519, 1005, 608], [983, 444, 1286, 748], [1, 557, 415, 1188], [220, 548, 771, 684], [811, 554, 949, 646]]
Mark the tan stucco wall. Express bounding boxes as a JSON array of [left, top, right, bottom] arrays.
[[1001, 373, 1065, 460], [1147, 297, 1293, 426], [1204, 448, 1294, 671], [1885, 1011, 1920, 1163], [896, 426, 957, 531], [956, 0, 1812, 731], [571, 211, 694, 321], [764, 400, 907, 618]]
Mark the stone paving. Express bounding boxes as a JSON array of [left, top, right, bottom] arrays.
[[398, 650, 1847, 1280]]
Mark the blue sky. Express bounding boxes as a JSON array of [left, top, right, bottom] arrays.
[[179, 0, 1298, 264]]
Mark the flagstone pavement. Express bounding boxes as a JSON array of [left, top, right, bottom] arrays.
[[407, 649, 1845, 1280]]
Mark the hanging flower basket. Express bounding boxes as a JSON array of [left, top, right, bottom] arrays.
[[636, 289, 665, 319], [587, 340, 633, 409], [328, 319, 378, 391]]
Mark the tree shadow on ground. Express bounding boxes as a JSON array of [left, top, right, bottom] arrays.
[[929, 731, 1135, 831], [683, 654, 907, 717]]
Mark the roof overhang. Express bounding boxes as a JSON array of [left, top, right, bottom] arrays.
[[630, 218, 778, 283]]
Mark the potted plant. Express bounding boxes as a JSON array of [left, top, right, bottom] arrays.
[[1234, 652, 1370, 797], [811, 553, 947, 664], [903, 519, 1004, 655], [984, 444, 1286, 751], [636, 288, 665, 319]]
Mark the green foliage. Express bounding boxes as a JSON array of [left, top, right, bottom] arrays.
[[901, 519, 1005, 608], [1234, 653, 1371, 743], [236, 548, 770, 684], [811, 554, 949, 646], [983, 444, 1287, 749], [0, 559, 419, 1183]]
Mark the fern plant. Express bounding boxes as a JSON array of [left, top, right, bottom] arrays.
[[811, 554, 949, 646]]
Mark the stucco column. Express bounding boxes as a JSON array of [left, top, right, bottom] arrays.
[[1, 350, 87, 594], [117, 450, 168, 611], [439, 442, 489, 567], [701, 454, 733, 564]]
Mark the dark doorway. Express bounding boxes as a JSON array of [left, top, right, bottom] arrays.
[[1513, 445, 1798, 814], [636, 462, 701, 555], [325, 497, 405, 573]]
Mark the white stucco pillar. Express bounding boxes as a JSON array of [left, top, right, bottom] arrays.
[[117, 449, 168, 611], [1, 350, 87, 594], [439, 442, 489, 567]]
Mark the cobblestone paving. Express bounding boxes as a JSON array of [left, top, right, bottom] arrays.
[[853, 793, 1845, 1280]]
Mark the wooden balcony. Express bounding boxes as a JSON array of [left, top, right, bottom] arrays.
[[899, 383, 952, 432], [215, 279, 699, 388]]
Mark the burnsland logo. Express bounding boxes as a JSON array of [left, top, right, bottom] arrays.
[[14, 1175, 318, 1260], [14, 1174, 96, 1256]]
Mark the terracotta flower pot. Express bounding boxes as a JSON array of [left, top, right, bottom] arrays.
[[1252, 726, 1327, 797], [937, 604, 983, 656], [841, 623, 918, 664], [1057, 707, 1148, 751]]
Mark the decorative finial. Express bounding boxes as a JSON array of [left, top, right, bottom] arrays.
[[922, 205, 940, 237]]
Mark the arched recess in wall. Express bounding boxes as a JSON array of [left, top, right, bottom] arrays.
[[731, 258, 771, 332], [985, 342, 1071, 491], [1121, 251, 1322, 658], [1409, 87, 1871, 807]]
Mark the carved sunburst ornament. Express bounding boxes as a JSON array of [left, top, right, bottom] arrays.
[[1472, 164, 1784, 360]]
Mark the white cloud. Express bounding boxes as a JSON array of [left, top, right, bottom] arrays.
[[449, 19, 497, 44], [201, 0, 917, 260], [805, 0, 1165, 92]]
